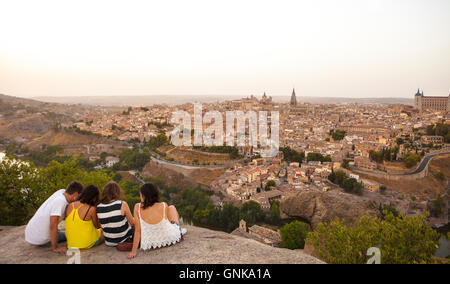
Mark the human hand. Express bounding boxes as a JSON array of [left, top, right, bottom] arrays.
[[127, 251, 137, 259], [53, 246, 67, 254]]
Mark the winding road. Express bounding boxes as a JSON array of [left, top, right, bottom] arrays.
[[407, 151, 450, 175], [351, 150, 450, 179]]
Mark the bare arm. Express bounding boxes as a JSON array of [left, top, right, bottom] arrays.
[[121, 201, 135, 227], [91, 207, 101, 229], [50, 216, 66, 253], [127, 204, 141, 259]]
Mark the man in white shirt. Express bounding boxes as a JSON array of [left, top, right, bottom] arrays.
[[25, 181, 84, 253]]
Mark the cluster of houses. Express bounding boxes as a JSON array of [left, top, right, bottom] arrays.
[[75, 105, 173, 143], [211, 156, 340, 210]]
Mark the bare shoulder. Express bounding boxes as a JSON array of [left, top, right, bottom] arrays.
[[121, 201, 130, 209], [121, 201, 130, 212], [66, 202, 75, 213], [89, 205, 98, 217]]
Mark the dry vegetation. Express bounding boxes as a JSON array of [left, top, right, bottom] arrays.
[[25, 130, 126, 154], [159, 146, 233, 165], [141, 159, 226, 188], [0, 114, 53, 139], [189, 168, 227, 186]]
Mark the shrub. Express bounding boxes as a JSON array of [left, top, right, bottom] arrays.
[[306, 213, 440, 264], [280, 221, 310, 249], [0, 158, 112, 225], [404, 153, 421, 168]]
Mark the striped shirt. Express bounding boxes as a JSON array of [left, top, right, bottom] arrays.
[[96, 200, 132, 246]]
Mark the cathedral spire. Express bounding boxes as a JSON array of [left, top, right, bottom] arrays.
[[290, 88, 297, 106]]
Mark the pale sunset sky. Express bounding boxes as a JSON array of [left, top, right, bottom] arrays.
[[0, 0, 449, 98]]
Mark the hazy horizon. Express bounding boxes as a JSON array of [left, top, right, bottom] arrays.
[[26, 94, 414, 107], [1, 0, 449, 99]]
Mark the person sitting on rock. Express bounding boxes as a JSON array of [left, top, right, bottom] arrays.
[[96, 182, 135, 248], [65, 185, 104, 249], [25, 181, 84, 254], [127, 183, 186, 259]]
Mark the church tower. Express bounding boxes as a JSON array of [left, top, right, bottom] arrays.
[[290, 88, 297, 106], [414, 88, 423, 111]]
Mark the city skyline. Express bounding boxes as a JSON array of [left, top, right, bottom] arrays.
[[1, 0, 449, 99]]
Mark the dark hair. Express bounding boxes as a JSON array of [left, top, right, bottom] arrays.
[[101, 182, 123, 204], [140, 183, 160, 209], [78, 185, 100, 206], [66, 181, 83, 195]]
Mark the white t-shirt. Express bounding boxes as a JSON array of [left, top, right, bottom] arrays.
[[25, 189, 68, 245]]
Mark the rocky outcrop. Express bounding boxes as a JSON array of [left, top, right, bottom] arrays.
[[0, 225, 324, 264], [280, 190, 381, 229]]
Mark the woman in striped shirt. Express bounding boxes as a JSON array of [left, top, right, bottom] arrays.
[[96, 182, 135, 247]]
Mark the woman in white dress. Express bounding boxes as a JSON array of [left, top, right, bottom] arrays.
[[127, 183, 186, 259]]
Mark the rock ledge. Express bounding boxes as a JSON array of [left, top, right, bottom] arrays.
[[0, 225, 324, 264]]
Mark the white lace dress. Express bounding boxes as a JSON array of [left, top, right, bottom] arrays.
[[139, 202, 182, 250]]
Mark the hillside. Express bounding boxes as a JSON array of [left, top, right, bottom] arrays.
[[0, 93, 50, 108], [0, 225, 324, 264], [0, 113, 56, 140], [159, 146, 234, 165], [141, 159, 226, 188], [24, 129, 126, 153], [0, 94, 89, 145]]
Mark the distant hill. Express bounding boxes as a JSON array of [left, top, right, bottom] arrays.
[[33, 95, 414, 106], [0, 93, 52, 108], [0, 94, 102, 150]]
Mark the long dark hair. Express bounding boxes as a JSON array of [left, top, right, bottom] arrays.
[[140, 183, 160, 209], [78, 185, 100, 206], [101, 182, 123, 204]]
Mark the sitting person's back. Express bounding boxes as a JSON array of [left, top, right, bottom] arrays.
[[25, 181, 84, 253], [138, 201, 181, 250], [97, 182, 134, 246], [127, 183, 186, 259], [65, 185, 103, 249]]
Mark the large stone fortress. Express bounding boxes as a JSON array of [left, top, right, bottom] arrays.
[[414, 89, 450, 112]]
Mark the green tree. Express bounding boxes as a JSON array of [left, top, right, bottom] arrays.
[[306, 213, 440, 264], [330, 129, 346, 141], [264, 180, 276, 191], [240, 201, 265, 226], [307, 152, 326, 162], [266, 201, 281, 225], [0, 158, 112, 225], [0, 159, 43, 225], [429, 195, 444, 217], [280, 221, 310, 249], [404, 153, 421, 168], [119, 148, 151, 171], [279, 147, 304, 163], [119, 180, 141, 209], [342, 159, 350, 169], [193, 209, 210, 224]]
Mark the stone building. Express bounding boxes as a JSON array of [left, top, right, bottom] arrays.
[[354, 156, 377, 171], [420, 135, 444, 145], [414, 89, 449, 112], [231, 220, 281, 247], [248, 225, 281, 247]]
